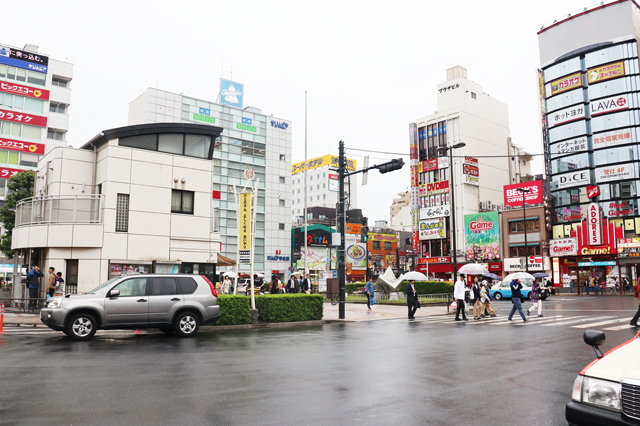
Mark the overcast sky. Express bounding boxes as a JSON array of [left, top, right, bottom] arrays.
[[5, 0, 592, 223]]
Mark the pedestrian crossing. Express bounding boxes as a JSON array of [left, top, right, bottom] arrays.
[[413, 314, 638, 331]]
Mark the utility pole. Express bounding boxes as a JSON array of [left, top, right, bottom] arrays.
[[337, 140, 404, 319], [517, 187, 530, 272]]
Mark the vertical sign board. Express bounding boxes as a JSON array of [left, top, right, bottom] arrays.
[[239, 192, 251, 263], [588, 202, 602, 246], [464, 212, 501, 261], [220, 79, 244, 109]]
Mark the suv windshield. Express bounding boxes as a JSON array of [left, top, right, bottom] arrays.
[[87, 277, 121, 294]]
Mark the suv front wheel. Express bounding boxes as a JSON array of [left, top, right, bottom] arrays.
[[66, 312, 97, 341], [174, 312, 200, 337]]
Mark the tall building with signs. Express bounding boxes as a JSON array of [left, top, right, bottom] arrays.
[[0, 42, 73, 199], [409, 66, 513, 279], [128, 88, 292, 279], [538, 0, 640, 291], [290, 154, 358, 224]]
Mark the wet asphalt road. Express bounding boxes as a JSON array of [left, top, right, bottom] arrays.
[[1, 295, 639, 426]]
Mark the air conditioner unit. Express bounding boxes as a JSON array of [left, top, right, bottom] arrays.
[[487, 201, 493, 210], [479, 201, 486, 210]]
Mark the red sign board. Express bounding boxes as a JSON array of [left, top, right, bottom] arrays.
[[587, 203, 602, 245], [503, 180, 543, 207], [0, 108, 47, 128], [465, 156, 478, 165], [412, 231, 419, 250], [418, 257, 450, 264], [0, 167, 29, 179], [586, 185, 600, 199], [0, 81, 50, 100], [0, 137, 44, 154], [463, 163, 479, 176], [328, 173, 338, 180]]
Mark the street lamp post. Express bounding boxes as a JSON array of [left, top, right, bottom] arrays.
[[437, 142, 466, 281], [516, 187, 530, 272]]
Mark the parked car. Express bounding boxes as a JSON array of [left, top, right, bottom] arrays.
[[490, 278, 534, 301], [40, 274, 220, 340], [566, 330, 639, 425]]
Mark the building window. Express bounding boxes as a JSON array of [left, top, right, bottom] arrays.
[[65, 260, 79, 295], [509, 245, 540, 257], [317, 184, 319, 189], [317, 195, 320, 200], [279, 223, 285, 230], [171, 190, 194, 214], [51, 76, 70, 88], [116, 194, 129, 232], [373, 241, 381, 250], [471, 92, 476, 99], [0, 65, 45, 86], [279, 176, 285, 184], [47, 128, 66, 141], [279, 199, 285, 207], [323, 173, 326, 178], [19, 153, 39, 167], [323, 194, 326, 199], [292, 190, 294, 195], [49, 102, 68, 114], [297, 199, 300, 204], [297, 189, 300, 194], [323, 183, 326, 189], [297, 209, 300, 214], [508, 219, 539, 233], [119, 133, 212, 160], [384, 242, 392, 251], [279, 154, 286, 161], [309, 197, 312, 202]]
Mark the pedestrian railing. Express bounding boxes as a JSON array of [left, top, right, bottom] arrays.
[[332, 293, 453, 304], [0, 297, 47, 312]]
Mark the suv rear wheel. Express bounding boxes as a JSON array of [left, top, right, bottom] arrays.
[[175, 312, 200, 337], [66, 312, 97, 341]]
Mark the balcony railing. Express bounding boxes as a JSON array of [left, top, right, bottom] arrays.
[[16, 194, 103, 226]]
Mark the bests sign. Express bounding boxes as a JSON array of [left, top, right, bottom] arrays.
[[587, 203, 602, 246]]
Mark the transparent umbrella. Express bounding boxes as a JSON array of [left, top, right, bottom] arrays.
[[504, 272, 536, 281], [458, 264, 489, 275], [400, 271, 429, 281]]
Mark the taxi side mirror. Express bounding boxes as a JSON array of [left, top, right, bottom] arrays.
[[584, 330, 606, 358]]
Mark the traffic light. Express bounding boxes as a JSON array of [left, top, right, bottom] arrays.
[[377, 158, 405, 174], [361, 226, 369, 243]]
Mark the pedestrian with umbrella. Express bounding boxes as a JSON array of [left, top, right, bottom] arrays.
[[401, 271, 427, 319], [506, 272, 532, 322], [527, 278, 544, 318]]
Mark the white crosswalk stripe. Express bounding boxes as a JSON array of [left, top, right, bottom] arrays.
[[412, 314, 636, 331], [571, 318, 630, 329]]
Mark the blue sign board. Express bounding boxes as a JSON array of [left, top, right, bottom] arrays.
[[578, 261, 616, 267], [220, 79, 243, 109], [0, 54, 48, 74], [242, 117, 252, 125], [270, 120, 289, 130], [198, 107, 210, 116]]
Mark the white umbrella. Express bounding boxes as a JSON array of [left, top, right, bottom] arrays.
[[222, 271, 237, 278], [291, 271, 304, 276], [256, 273, 265, 278], [504, 272, 536, 282], [458, 264, 489, 275], [401, 271, 429, 281]]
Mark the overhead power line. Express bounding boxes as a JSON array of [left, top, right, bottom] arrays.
[[346, 147, 545, 158]]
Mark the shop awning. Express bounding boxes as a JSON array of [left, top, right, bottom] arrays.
[[216, 254, 236, 266], [508, 217, 539, 222]]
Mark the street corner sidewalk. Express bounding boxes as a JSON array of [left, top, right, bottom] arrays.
[[2, 311, 45, 327], [322, 302, 449, 322]]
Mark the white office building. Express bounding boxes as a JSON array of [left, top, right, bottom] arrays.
[[12, 123, 223, 295], [0, 42, 73, 199], [128, 88, 292, 279], [290, 154, 358, 224]]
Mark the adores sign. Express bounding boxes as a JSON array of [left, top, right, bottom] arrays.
[[550, 238, 577, 257], [587, 203, 602, 246]]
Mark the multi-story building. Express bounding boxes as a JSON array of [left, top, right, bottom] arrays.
[[538, 0, 640, 289], [12, 122, 223, 296], [128, 88, 291, 279], [291, 154, 357, 223], [0, 42, 73, 199], [409, 66, 514, 279], [389, 191, 411, 231]]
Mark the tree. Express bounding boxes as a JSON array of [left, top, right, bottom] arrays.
[[0, 171, 35, 259]]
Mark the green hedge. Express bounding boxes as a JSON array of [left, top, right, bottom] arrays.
[[395, 281, 454, 295], [216, 295, 251, 325], [255, 294, 324, 322]]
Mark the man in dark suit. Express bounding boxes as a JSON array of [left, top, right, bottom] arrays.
[[406, 280, 418, 319], [301, 274, 310, 294], [287, 275, 297, 293]]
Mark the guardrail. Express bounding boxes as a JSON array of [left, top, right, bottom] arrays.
[[331, 292, 453, 306], [16, 194, 103, 226]]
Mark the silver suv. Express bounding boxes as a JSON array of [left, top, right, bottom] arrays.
[[40, 274, 220, 340]]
